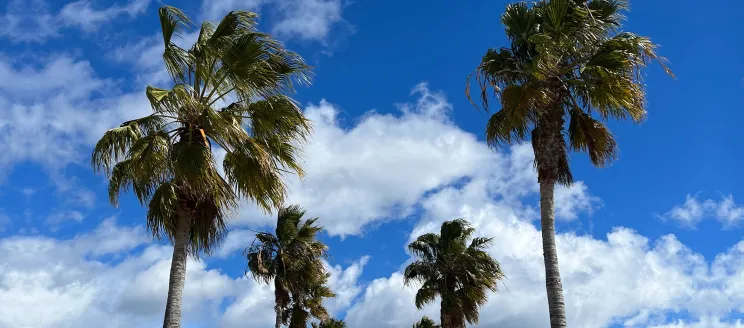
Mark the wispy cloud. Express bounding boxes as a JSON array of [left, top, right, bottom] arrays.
[[202, 0, 352, 43], [0, 0, 151, 43], [271, 0, 350, 42], [58, 0, 150, 32], [660, 194, 744, 228]]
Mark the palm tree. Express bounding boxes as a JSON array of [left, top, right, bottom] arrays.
[[413, 316, 441, 328], [312, 318, 348, 328], [91, 6, 311, 328], [404, 219, 503, 328], [246, 205, 335, 328], [466, 1, 673, 327]]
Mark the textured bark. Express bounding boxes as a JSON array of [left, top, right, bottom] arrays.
[[539, 182, 567, 328], [440, 299, 454, 328], [162, 214, 190, 328], [440, 294, 465, 328], [274, 279, 283, 328], [275, 304, 282, 328], [532, 95, 569, 328]]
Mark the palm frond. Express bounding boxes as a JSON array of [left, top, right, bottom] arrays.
[[146, 180, 179, 241], [568, 109, 617, 166], [223, 138, 287, 212], [405, 218, 503, 326], [159, 6, 194, 84]]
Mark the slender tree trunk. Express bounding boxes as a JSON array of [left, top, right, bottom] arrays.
[[539, 181, 567, 328], [440, 296, 465, 328], [162, 215, 190, 328], [532, 92, 569, 328], [274, 277, 283, 328], [440, 299, 449, 328]]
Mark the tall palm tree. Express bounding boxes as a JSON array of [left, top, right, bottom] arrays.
[[404, 219, 504, 328], [246, 205, 335, 328], [91, 6, 311, 328], [466, 1, 673, 327], [413, 316, 441, 328], [312, 318, 348, 328]]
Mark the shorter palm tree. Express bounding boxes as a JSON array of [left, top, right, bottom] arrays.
[[246, 205, 334, 328], [413, 316, 440, 328], [312, 318, 348, 328], [404, 219, 504, 328]]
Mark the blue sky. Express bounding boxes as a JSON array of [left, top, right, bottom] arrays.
[[1, 0, 744, 327]]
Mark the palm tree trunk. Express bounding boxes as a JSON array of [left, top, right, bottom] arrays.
[[162, 214, 190, 328], [440, 299, 448, 328], [275, 304, 282, 328], [539, 181, 567, 328], [275, 278, 287, 328], [439, 299, 465, 328]]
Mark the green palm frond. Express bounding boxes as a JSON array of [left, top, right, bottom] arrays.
[[315, 319, 347, 328], [404, 219, 503, 325], [146, 181, 179, 242], [91, 121, 144, 174], [568, 109, 617, 166], [198, 106, 249, 150], [413, 316, 440, 328], [245, 205, 334, 327], [159, 6, 193, 84], [223, 139, 287, 212], [467, 0, 673, 182], [92, 5, 313, 259], [106, 131, 171, 206], [210, 10, 260, 41], [414, 281, 438, 309]]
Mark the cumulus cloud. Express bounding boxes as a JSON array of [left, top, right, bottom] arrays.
[[225, 83, 596, 236], [0, 55, 151, 175], [202, 0, 350, 42], [661, 194, 744, 228], [0, 218, 367, 328], [58, 0, 151, 32], [345, 174, 744, 327], [271, 0, 348, 42], [0, 0, 151, 43]]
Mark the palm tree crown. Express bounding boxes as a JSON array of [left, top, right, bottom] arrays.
[[413, 316, 441, 328], [312, 318, 348, 328], [404, 219, 503, 328], [465, 1, 673, 327], [91, 6, 312, 255], [467, 0, 673, 184], [246, 205, 335, 328]]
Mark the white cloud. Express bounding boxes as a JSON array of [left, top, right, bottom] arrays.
[[228, 83, 595, 236], [344, 174, 744, 327], [271, 0, 347, 41], [0, 0, 59, 42], [226, 84, 494, 235], [651, 317, 744, 328], [201, 0, 350, 42], [0, 0, 151, 43], [712, 195, 744, 227], [214, 229, 256, 258], [45, 210, 84, 228], [58, 0, 151, 32], [554, 182, 600, 221], [0, 55, 151, 176], [662, 194, 744, 228], [325, 256, 369, 315], [0, 218, 366, 328], [662, 194, 707, 227]]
